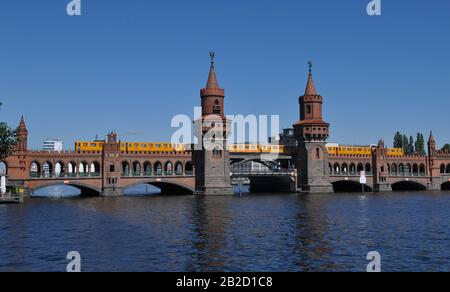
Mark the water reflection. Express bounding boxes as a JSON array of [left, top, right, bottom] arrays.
[[2, 191, 450, 271]]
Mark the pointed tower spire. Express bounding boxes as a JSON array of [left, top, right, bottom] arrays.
[[305, 61, 317, 96], [206, 51, 220, 89], [19, 115, 27, 130], [429, 131, 435, 142]]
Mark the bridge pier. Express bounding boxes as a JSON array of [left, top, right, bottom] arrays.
[[101, 187, 123, 197], [373, 183, 392, 193]]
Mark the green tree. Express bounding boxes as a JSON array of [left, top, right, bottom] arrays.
[[402, 135, 409, 154], [394, 132, 403, 148], [408, 136, 415, 155], [415, 133, 426, 155], [0, 102, 18, 160], [0, 122, 17, 160], [442, 144, 450, 152]]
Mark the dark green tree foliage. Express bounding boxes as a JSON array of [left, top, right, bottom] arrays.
[[0, 122, 17, 160], [415, 133, 426, 155], [442, 144, 450, 152], [393, 132, 426, 155]]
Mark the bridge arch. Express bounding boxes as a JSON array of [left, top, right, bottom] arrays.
[[447, 164, 450, 174], [0, 161, 7, 175], [68, 161, 77, 177], [441, 164, 446, 174], [341, 163, 348, 175], [30, 181, 101, 197], [122, 180, 194, 195], [391, 163, 398, 175], [79, 161, 89, 176], [365, 163, 372, 175], [442, 182, 450, 191], [391, 180, 427, 191], [91, 161, 101, 176], [231, 158, 277, 171], [332, 180, 372, 193]]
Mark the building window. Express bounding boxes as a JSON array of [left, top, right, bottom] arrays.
[[213, 100, 221, 114]]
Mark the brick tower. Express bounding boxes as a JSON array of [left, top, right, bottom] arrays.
[[101, 131, 123, 196], [16, 116, 28, 152], [372, 139, 392, 192], [293, 63, 333, 193], [193, 53, 233, 196], [427, 131, 441, 190]]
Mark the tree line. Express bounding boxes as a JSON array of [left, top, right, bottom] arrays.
[[394, 132, 450, 155]]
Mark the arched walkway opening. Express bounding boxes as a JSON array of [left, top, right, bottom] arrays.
[[132, 161, 141, 176], [91, 162, 101, 177], [175, 162, 184, 175], [143, 161, 152, 176], [68, 161, 77, 177], [332, 180, 372, 193], [185, 161, 193, 175], [30, 161, 41, 178], [43, 161, 53, 178], [55, 162, 66, 177], [31, 183, 100, 198], [391, 181, 427, 191], [154, 162, 163, 176], [447, 164, 450, 174], [441, 164, 446, 174], [164, 161, 173, 175], [79, 161, 89, 177], [122, 161, 130, 176], [0, 161, 7, 175]]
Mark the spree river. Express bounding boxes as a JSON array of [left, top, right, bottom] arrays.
[[1, 186, 450, 272]]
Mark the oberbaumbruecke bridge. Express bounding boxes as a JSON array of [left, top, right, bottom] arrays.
[[2, 58, 450, 196]]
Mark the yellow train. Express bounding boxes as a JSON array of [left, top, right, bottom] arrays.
[[75, 141, 188, 153], [75, 141, 404, 156], [326, 144, 404, 157], [75, 141, 289, 153]]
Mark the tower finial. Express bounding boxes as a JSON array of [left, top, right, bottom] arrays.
[[209, 51, 215, 63], [308, 61, 313, 73]]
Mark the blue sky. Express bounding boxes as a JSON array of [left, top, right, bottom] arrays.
[[0, 0, 449, 149]]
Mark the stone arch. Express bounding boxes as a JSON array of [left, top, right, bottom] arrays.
[[91, 161, 101, 176], [441, 164, 446, 174], [412, 164, 419, 176], [447, 164, 450, 174], [122, 180, 194, 195], [333, 163, 340, 175], [122, 161, 130, 176], [0, 161, 8, 175], [419, 164, 426, 176], [79, 161, 89, 176], [391, 163, 398, 176], [185, 161, 193, 175], [55, 161, 66, 177], [365, 163, 372, 175], [398, 164, 405, 176], [341, 163, 349, 175], [328, 163, 333, 175], [30, 181, 101, 197], [30, 161, 41, 178], [68, 161, 77, 177], [164, 161, 173, 175], [175, 161, 184, 175], [349, 163, 356, 175], [154, 161, 163, 176], [43, 161, 53, 178], [405, 163, 412, 176], [357, 163, 364, 174], [143, 161, 152, 176], [391, 180, 427, 191], [132, 161, 141, 176]]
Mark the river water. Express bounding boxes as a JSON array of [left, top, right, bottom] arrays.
[[1, 186, 450, 272]]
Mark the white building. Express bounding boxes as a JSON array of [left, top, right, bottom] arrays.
[[43, 139, 63, 152]]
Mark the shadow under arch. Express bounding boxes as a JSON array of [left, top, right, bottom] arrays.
[[231, 158, 278, 170], [30, 182, 101, 197], [332, 180, 372, 193], [391, 181, 427, 191], [442, 182, 450, 191], [122, 180, 194, 195]]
